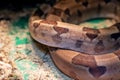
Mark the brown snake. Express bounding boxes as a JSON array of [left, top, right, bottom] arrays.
[[29, 0, 120, 80]]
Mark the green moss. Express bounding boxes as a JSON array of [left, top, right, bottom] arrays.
[[86, 18, 106, 24], [15, 37, 30, 45], [15, 59, 38, 71], [15, 59, 38, 80], [93, 26, 98, 29], [26, 32, 30, 35], [24, 49, 32, 55], [17, 49, 32, 55], [24, 74, 29, 80]]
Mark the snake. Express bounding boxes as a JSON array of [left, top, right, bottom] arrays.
[[29, 0, 120, 80]]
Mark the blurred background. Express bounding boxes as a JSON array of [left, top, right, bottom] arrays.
[[0, 0, 56, 9], [0, 0, 73, 80]]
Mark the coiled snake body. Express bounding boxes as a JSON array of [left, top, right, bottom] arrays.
[[29, 0, 120, 80]]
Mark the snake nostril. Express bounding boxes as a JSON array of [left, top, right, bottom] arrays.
[[33, 22, 39, 29]]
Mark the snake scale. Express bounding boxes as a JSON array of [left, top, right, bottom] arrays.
[[29, 0, 120, 80]]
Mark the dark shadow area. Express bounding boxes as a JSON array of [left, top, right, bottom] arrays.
[[0, 0, 56, 10]]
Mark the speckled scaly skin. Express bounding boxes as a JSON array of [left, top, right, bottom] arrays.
[[29, 0, 120, 80]]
